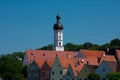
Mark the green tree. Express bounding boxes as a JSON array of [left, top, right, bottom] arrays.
[[88, 73, 101, 80], [110, 38, 120, 49], [64, 43, 80, 51], [12, 52, 25, 60], [107, 72, 120, 80], [0, 53, 27, 80], [37, 44, 53, 50], [36, 38, 120, 51], [100, 43, 111, 50], [83, 42, 93, 49]]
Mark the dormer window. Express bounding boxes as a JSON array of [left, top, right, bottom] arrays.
[[77, 61, 80, 65], [43, 72, 44, 76], [43, 53, 45, 56], [31, 53, 33, 55]]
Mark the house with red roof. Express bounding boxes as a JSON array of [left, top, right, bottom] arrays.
[[27, 59, 45, 80], [40, 59, 54, 80], [50, 56, 75, 80], [23, 50, 78, 65], [27, 59, 54, 80], [95, 61, 117, 80], [64, 59, 85, 80]]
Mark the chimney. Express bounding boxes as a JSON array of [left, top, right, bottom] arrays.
[[30, 59, 33, 63], [67, 54, 71, 58], [81, 59, 84, 63], [102, 54, 106, 57]]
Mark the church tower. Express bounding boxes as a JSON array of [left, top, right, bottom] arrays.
[[53, 14, 64, 51]]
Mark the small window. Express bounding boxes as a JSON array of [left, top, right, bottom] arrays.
[[103, 78, 106, 80], [59, 36, 61, 40], [58, 64, 60, 67], [52, 71, 54, 75], [59, 42, 61, 46], [103, 68, 105, 72], [60, 71, 63, 74], [43, 72, 44, 76], [77, 61, 80, 65], [68, 72, 70, 76], [85, 69, 87, 72]]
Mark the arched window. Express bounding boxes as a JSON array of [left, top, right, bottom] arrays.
[[59, 42, 61, 46]]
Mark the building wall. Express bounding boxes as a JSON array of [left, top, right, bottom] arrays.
[[78, 65, 91, 80], [63, 66, 77, 80], [51, 58, 64, 80], [23, 53, 28, 65], [95, 61, 112, 80], [40, 62, 51, 80], [27, 62, 40, 80]]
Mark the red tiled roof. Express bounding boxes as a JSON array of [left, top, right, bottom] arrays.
[[85, 56, 99, 66], [46, 59, 54, 68], [70, 60, 84, 77], [80, 49, 105, 58], [35, 59, 45, 68], [58, 58, 75, 69], [100, 55, 116, 63], [26, 50, 78, 64]]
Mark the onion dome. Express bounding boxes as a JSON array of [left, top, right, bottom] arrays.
[[53, 15, 63, 30]]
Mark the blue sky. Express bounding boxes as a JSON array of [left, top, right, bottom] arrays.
[[0, 0, 120, 54]]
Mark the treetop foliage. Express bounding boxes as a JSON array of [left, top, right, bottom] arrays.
[[88, 72, 101, 80], [0, 52, 27, 80], [38, 38, 120, 51], [107, 72, 120, 80]]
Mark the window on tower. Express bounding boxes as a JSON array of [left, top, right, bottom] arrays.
[[59, 36, 61, 40], [59, 32, 61, 36], [59, 42, 61, 46]]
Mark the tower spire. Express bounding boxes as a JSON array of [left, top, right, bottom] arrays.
[[53, 14, 64, 51], [56, 14, 60, 23]]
